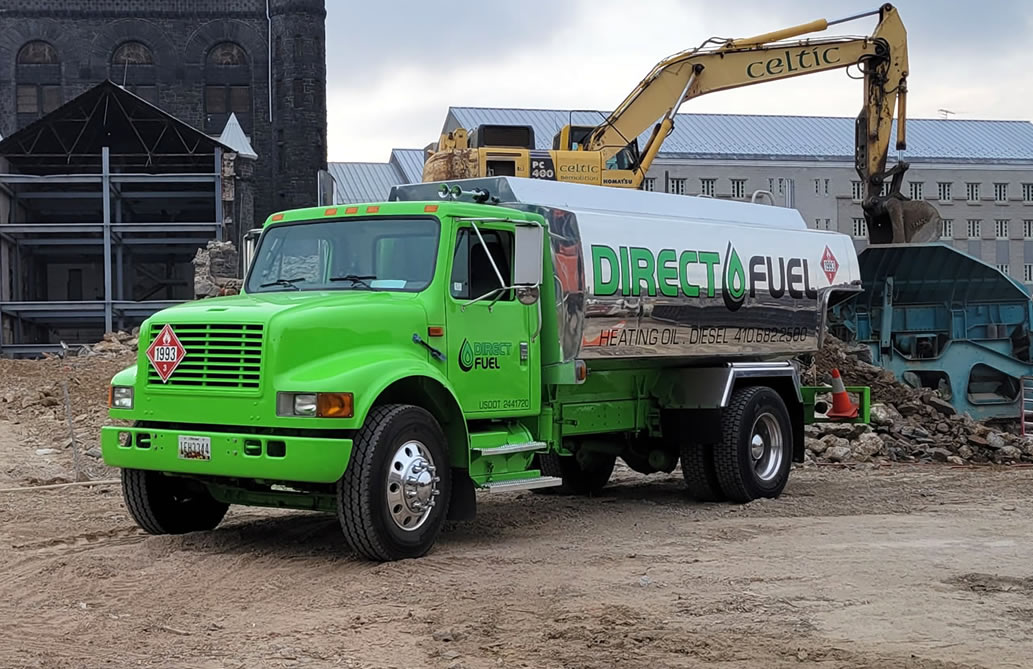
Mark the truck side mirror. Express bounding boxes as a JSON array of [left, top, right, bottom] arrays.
[[513, 224, 543, 305], [242, 228, 262, 275]]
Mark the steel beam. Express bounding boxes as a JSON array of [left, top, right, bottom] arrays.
[[103, 147, 113, 334], [214, 147, 224, 242], [110, 174, 217, 184], [0, 174, 102, 184]]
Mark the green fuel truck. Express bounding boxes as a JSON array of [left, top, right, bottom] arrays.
[[101, 176, 862, 561]]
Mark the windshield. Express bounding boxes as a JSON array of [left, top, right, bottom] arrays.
[[245, 216, 439, 293]]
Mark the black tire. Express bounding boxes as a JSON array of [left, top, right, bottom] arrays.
[[538, 450, 616, 495], [713, 386, 793, 503], [337, 404, 452, 561], [679, 443, 725, 502], [121, 468, 229, 535]]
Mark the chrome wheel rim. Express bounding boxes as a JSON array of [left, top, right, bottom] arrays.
[[386, 439, 439, 531], [750, 413, 784, 483]]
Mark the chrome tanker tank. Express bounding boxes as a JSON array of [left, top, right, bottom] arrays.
[[391, 176, 862, 366]]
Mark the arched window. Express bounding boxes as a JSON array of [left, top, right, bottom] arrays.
[[110, 41, 157, 105], [15, 41, 61, 124], [112, 41, 154, 65], [17, 41, 58, 64], [204, 42, 251, 133]]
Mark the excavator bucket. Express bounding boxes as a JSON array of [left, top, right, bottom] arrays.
[[864, 194, 942, 245]]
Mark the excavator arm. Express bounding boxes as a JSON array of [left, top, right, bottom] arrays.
[[583, 4, 929, 243]]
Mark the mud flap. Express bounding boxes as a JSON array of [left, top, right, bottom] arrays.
[[447, 469, 477, 521]]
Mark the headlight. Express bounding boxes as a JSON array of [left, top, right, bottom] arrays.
[[110, 386, 134, 409], [293, 393, 317, 416], [277, 392, 353, 418]]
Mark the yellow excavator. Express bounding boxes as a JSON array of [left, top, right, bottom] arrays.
[[422, 3, 938, 244]]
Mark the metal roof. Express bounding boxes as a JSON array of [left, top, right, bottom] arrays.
[[217, 113, 258, 160], [390, 149, 427, 183], [326, 161, 406, 204], [446, 107, 1033, 164]]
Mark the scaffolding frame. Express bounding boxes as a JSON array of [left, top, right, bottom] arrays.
[[0, 81, 235, 357]]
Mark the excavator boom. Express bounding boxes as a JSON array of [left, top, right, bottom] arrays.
[[422, 3, 938, 245]]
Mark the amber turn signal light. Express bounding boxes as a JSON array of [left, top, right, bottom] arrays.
[[316, 392, 354, 418]]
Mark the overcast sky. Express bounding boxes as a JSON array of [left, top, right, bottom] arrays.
[[324, 0, 1032, 162]]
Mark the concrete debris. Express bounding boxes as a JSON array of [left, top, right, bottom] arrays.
[[807, 334, 1033, 465], [193, 240, 242, 298], [0, 351, 134, 484]]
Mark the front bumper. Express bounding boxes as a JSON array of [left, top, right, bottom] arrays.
[[100, 426, 352, 484]]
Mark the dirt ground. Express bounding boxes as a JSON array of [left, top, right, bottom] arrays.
[[3, 420, 1033, 668]]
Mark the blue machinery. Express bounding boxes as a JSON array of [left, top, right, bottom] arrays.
[[829, 243, 1033, 421]]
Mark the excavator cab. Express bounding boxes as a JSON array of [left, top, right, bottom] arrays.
[[555, 124, 640, 171], [553, 125, 594, 150]]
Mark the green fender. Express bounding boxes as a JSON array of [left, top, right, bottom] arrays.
[[276, 345, 468, 466]]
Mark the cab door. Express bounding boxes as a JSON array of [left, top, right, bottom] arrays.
[[444, 222, 534, 416]]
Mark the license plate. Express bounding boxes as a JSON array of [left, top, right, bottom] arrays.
[[178, 435, 211, 461]]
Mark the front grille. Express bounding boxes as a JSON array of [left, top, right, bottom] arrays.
[[146, 323, 264, 390]]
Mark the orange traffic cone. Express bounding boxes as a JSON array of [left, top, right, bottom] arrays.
[[826, 368, 859, 420]]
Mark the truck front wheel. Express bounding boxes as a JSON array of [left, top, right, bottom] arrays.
[[121, 469, 229, 534], [712, 386, 792, 503], [337, 404, 452, 561]]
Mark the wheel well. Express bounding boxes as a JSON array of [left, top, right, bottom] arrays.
[[733, 377, 805, 463], [372, 376, 476, 522], [373, 376, 468, 467]]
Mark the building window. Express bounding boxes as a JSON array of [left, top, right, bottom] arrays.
[[669, 178, 686, 195], [112, 41, 153, 66], [909, 182, 924, 200], [938, 182, 952, 202], [643, 178, 655, 192], [994, 183, 1008, 202], [851, 181, 863, 201], [1023, 184, 1033, 203], [941, 219, 953, 239], [292, 78, 305, 108], [996, 264, 1009, 276], [1025, 220, 1033, 239], [700, 178, 715, 197], [205, 42, 251, 132], [17, 40, 58, 64], [110, 42, 156, 104], [966, 182, 980, 202], [15, 40, 61, 122], [852, 217, 867, 239], [731, 179, 746, 199], [995, 219, 1009, 239], [967, 219, 981, 238], [209, 42, 247, 65], [1025, 264, 1033, 283]]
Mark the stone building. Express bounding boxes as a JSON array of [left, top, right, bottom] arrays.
[[0, 0, 328, 226]]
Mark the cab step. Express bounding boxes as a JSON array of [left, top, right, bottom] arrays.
[[481, 476, 563, 492], [472, 441, 547, 456]]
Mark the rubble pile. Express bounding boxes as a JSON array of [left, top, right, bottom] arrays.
[[192, 240, 242, 298], [803, 335, 1033, 465], [0, 349, 135, 484], [76, 329, 139, 357]]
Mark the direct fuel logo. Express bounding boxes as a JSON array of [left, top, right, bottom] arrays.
[[722, 243, 747, 312], [458, 338, 513, 372]]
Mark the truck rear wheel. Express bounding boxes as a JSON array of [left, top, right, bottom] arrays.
[[121, 468, 229, 535], [713, 386, 792, 503], [337, 404, 451, 561], [538, 451, 615, 495], [679, 443, 725, 502]]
